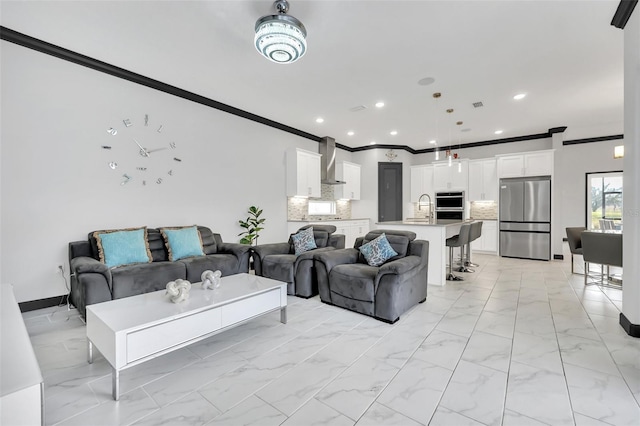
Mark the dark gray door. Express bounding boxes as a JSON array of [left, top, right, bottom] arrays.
[[378, 162, 402, 222]]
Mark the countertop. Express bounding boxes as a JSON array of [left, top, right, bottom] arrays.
[[377, 219, 474, 227], [288, 218, 370, 222]]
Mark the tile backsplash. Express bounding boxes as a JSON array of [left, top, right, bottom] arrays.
[[470, 201, 498, 220], [287, 184, 351, 221]]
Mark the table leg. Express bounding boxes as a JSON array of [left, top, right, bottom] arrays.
[[112, 367, 120, 401], [280, 306, 287, 324], [87, 340, 93, 364]]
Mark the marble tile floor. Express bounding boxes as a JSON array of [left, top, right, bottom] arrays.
[[24, 245, 640, 426]]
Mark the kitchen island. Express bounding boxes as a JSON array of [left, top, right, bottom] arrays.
[[374, 220, 470, 286]]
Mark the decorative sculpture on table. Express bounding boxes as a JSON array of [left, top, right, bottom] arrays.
[[201, 270, 222, 290], [166, 279, 191, 303]]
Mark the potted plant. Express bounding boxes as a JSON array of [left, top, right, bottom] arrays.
[[238, 206, 265, 245]]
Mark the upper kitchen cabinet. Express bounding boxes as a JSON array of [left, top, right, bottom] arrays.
[[497, 150, 554, 178], [468, 159, 498, 201], [335, 161, 361, 200], [433, 160, 469, 191], [410, 165, 434, 202], [286, 148, 321, 197]]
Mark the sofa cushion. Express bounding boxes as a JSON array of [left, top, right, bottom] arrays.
[[197, 226, 218, 255], [147, 228, 169, 262], [291, 227, 317, 255], [160, 226, 205, 261], [94, 228, 152, 268], [330, 264, 379, 302], [262, 254, 296, 283], [358, 233, 398, 267], [179, 254, 241, 282], [358, 231, 411, 264], [111, 261, 186, 300]]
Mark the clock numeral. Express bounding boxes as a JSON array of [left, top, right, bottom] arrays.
[[102, 145, 112, 150], [106, 128, 118, 136], [144, 114, 149, 126], [136, 167, 147, 171], [123, 119, 132, 127], [108, 162, 118, 170], [168, 170, 173, 176], [142, 180, 147, 186], [156, 178, 163, 184], [169, 142, 176, 149], [173, 157, 182, 162], [121, 174, 132, 185], [157, 125, 163, 133]]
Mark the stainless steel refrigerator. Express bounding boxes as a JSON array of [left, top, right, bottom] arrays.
[[499, 176, 551, 260]]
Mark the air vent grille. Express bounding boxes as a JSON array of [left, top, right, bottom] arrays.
[[349, 105, 367, 112], [472, 101, 484, 108]]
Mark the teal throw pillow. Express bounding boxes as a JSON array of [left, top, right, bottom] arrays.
[[96, 228, 152, 269], [161, 226, 205, 261], [359, 233, 398, 267], [292, 227, 317, 255]]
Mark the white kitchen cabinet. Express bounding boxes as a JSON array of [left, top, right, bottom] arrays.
[[335, 161, 361, 200], [468, 159, 498, 201], [433, 160, 469, 191], [471, 220, 498, 253], [286, 148, 321, 197], [333, 219, 370, 248], [410, 165, 434, 202], [496, 150, 554, 178]]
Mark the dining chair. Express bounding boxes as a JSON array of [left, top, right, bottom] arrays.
[[565, 227, 585, 274], [581, 230, 623, 287]]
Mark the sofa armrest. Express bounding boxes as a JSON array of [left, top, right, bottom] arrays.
[[252, 242, 291, 276], [314, 248, 359, 274], [71, 256, 110, 277], [378, 256, 421, 277], [218, 242, 252, 258], [328, 234, 346, 249], [294, 246, 334, 264]]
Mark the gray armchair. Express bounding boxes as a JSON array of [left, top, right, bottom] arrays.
[[314, 229, 429, 323], [252, 225, 345, 298]]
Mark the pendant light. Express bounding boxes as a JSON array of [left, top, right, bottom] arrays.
[[432, 92, 441, 161], [255, 0, 307, 64]]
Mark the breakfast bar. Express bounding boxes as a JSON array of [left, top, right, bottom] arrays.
[[374, 220, 469, 286]]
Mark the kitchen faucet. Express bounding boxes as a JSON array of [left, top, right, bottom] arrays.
[[418, 193, 433, 223]]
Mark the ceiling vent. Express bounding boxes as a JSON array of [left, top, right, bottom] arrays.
[[472, 101, 484, 108], [349, 105, 367, 112]]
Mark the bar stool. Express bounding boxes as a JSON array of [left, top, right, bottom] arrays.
[[460, 221, 483, 272], [446, 223, 471, 281]]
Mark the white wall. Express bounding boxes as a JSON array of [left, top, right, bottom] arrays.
[[0, 41, 318, 302]]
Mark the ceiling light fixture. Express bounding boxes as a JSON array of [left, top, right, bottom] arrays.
[[513, 93, 526, 100], [347, 131, 354, 136], [495, 130, 504, 135], [315, 117, 324, 123], [390, 130, 398, 136], [255, 0, 307, 64], [370, 141, 376, 145], [375, 101, 385, 108]]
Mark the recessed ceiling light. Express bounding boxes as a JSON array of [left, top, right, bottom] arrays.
[[513, 93, 526, 100], [370, 141, 376, 145], [417, 77, 435, 86], [347, 131, 354, 136], [375, 101, 385, 108], [461, 128, 471, 132], [429, 140, 436, 144], [315, 117, 324, 123], [495, 130, 504, 135], [390, 130, 398, 136]]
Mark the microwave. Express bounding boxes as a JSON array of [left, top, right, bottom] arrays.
[[435, 191, 465, 210]]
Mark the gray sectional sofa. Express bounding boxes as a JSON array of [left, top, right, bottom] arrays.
[[68, 226, 250, 319]]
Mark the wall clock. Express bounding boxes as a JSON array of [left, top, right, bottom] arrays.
[[101, 114, 182, 186]]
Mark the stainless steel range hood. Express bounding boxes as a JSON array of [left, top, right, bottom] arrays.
[[319, 136, 346, 185]]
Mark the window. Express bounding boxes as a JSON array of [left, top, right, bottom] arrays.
[[586, 172, 623, 230], [308, 201, 336, 216]]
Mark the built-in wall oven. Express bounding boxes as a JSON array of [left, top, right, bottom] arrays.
[[435, 191, 465, 222]]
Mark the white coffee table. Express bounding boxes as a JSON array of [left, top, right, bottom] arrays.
[[86, 273, 287, 400]]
